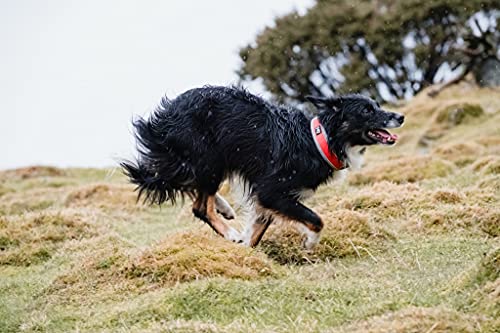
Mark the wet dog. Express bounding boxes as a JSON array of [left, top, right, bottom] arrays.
[[121, 86, 404, 248]]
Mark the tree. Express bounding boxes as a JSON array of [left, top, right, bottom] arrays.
[[238, 0, 500, 102]]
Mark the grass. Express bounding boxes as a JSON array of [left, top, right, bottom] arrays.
[[0, 82, 499, 332]]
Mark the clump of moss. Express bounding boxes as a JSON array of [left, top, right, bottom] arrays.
[[65, 183, 141, 210], [123, 232, 280, 285], [435, 103, 484, 126], [419, 103, 485, 147], [433, 142, 485, 167], [338, 306, 482, 333], [259, 210, 393, 265], [349, 156, 454, 185], [0, 210, 97, 266]]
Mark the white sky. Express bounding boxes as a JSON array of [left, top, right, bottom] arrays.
[[0, 0, 314, 169]]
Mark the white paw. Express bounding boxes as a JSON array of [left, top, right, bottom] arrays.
[[298, 225, 321, 250], [225, 227, 242, 242]]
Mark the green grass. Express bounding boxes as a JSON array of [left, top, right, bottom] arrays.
[[0, 83, 499, 332]]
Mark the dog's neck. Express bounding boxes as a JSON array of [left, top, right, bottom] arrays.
[[310, 116, 346, 170], [344, 145, 366, 170], [310, 116, 368, 171]]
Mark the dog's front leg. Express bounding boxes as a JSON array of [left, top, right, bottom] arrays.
[[258, 197, 323, 250]]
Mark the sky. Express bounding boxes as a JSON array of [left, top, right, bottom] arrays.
[[0, 0, 314, 169]]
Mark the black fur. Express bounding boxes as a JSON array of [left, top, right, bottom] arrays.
[[121, 86, 404, 233]]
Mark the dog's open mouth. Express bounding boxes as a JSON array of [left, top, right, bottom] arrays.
[[367, 129, 398, 145]]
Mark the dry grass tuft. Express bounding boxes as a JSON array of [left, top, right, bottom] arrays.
[[349, 156, 454, 185], [0, 166, 66, 180], [432, 190, 464, 204], [65, 183, 142, 210], [0, 209, 98, 266], [260, 209, 392, 264], [335, 306, 483, 333], [433, 142, 485, 166], [47, 235, 134, 303], [333, 181, 498, 237], [411, 205, 499, 236], [317, 209, 393, 256], [477, 135, 500, 147], [123, 231, 280, 285], [471, 155, 500, 175], [477, 175, 500, 192]]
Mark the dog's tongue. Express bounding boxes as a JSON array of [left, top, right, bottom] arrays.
[[374, 129, 398, 142]]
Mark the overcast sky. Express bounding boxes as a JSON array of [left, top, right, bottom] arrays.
[[0, 0, 314, 169]]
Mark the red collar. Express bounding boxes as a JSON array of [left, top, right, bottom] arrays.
[[310, 116, 345, 170]]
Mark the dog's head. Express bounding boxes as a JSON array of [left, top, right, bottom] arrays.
[[307, 94, 404, 147]]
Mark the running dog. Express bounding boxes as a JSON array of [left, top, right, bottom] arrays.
[[121, 86, 404, 249]]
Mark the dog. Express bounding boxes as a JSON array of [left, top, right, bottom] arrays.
[[121, 86, 404, 249]]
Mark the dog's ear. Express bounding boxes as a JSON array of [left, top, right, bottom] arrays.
[[305, 96, 329, 109], [306, 96, 343, 112]]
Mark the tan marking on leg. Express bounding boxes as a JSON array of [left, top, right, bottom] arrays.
[[205, 195, 240, 241], [192, 193, 226, 237], [205, 195, 230, 236]]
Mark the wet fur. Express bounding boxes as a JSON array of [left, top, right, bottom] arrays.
[[121, 86, 404, 247]]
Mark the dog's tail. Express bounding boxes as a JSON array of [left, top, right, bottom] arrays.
[[121, 116, 195, 205]]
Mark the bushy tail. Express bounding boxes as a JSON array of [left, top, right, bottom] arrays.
[[121, 115, 195, 205], [120, 160, 171, 204]]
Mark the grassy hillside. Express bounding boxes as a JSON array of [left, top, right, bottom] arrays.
[[1, 83, 499, 333]]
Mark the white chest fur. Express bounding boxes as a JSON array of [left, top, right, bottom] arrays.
[[345, 145, 366, 170]]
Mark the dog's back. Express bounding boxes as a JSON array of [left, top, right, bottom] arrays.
[[122, 86, 316, 204]]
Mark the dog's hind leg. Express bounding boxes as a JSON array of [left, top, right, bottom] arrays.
[[239, 204, 274, 247], [192, 193, 239, 241], [215, 193, 236, 220]]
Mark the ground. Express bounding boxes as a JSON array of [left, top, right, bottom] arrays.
[[0, 83, 499, 333]]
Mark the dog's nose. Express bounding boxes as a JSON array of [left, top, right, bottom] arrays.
[[395, 113, 405, 124]]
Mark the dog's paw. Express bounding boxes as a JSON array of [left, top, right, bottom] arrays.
[[225, 227, 242, 242], [299, 226, 321, 250]]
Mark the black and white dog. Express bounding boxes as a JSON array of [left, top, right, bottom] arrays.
[[121, 86, 404, 248]]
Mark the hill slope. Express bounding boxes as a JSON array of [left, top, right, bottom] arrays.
[[1, 83, 499, 332]]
